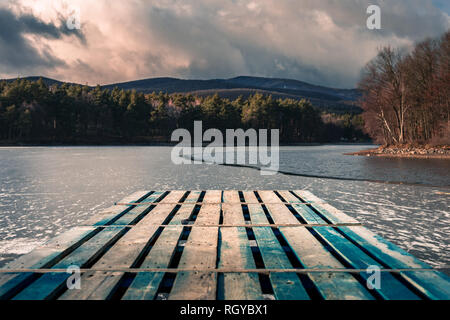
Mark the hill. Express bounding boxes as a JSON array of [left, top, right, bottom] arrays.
[[3, 76, 361, 113]]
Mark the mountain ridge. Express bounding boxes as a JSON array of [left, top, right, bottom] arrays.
[[2, 75, 361, 113]]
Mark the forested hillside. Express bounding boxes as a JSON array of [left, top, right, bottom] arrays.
[[0, 79, 366, 144]]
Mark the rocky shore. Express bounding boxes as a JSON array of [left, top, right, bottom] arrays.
[[346, 145, 450, 159]]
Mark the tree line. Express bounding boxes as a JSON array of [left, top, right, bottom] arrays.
[[358, 30, 449, 146], [0, 78, 367, 144]]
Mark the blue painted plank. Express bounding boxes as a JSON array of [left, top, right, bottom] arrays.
[[400, 271, 450, 300], [122, 272, 165, 300], [313, 226, 420, 300], [270, 273, 310, 300], [12, 227, 125, 300], [339, 226, 450, 300], [291, 204, 327, 224]]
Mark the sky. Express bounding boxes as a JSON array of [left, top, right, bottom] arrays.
[[0, 0, 449, 88]]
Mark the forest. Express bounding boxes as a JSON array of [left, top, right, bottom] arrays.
[[0, 78, 366, 144], [358, 30, 449, 146]]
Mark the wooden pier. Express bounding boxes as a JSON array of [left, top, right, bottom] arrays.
[[0, 190, 449, 300]]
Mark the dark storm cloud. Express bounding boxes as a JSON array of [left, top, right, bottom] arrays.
[[0, 7, 84, 75]]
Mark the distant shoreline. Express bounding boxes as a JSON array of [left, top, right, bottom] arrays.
[[346, 146, 450, 160], [0, 141, 372, 147]]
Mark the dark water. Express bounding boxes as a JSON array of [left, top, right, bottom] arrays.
[[0, 145, 448, 270]]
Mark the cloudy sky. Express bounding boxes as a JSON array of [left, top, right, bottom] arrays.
[[0, 0, 449, 88]]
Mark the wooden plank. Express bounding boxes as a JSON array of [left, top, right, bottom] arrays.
[[265, 203, 300, 225], [141, 191, 165, 203], [59, 222, 162, 300], [219, 227, 263, 299], [242, 191, 259, 203], [203, 190, 222, 203], [111, 204, 153, 225], [270, 273, 309, 300], [122, 272, 165, 300], [184, 191, 202, 203], [291, 204, 327, 224], [169, 271, 216, 300], [223, 190, 241, 203], [13, 227, 126, 300], [177, 227, 218, 270], [221, 273, 263, 300], [121, 226, 184, 300], [132, 203, 179, 227], [222, 204, 245, 225], [257, 191, 283, 203], [276, 191, 302, 203], [247, 203, 308, 300], [399, 271, 450, 300], [140, 226, 184, 269], [159, 190, 186, 203], [340, 226, 431, 269], [313, 226, 420, 300], [247, 204, 269, 224], [0, 226, 96, 299], [293, 190, 358, 224], [169, 227, 218, 299], [169, 204, 195, 225], [83, 191, 151, 225], [340, 226, 450, 300], [194, 204, 221, 225], [279, 227, 374, 300]]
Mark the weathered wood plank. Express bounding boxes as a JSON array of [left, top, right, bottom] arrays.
[[340, 226, 450, 300], [313, 226, 420, 300], [194, 204, 221, 226], [159, 190, 186, 203], [221, 273, 263, 300], [219, 227, 263, 300], [169, 204, 195, 225], [13, 227, 126, 300], [293, 190, 358, 224], [222, 204, 245, 225], [203, 190, 222, 203], [132, 203, 179, 227], [59, 222, 162, 300], [169, 271, 216, 300], [279, 226, 374, 300], [0, 226, 96, 299], [399, 271, 450, 300], [111, 204, 154, 225], [169, 227, 218, 299], [276, 191, 302, 203], [291, 204, 327, 224], [258, 191, 283, 203], [120, 226, 184, 300], [265, 203, 300, 225], [184, 191, 202, 203], [247, 204, 269, 224], [242, 191, 259, 203], [269, 273, 309, 300], [141, 191, 165, 203], [247, 203, 307, 300], [223, 190, 241, 203], [122, 272, 165, 300], [84, 191, 151, 225]]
